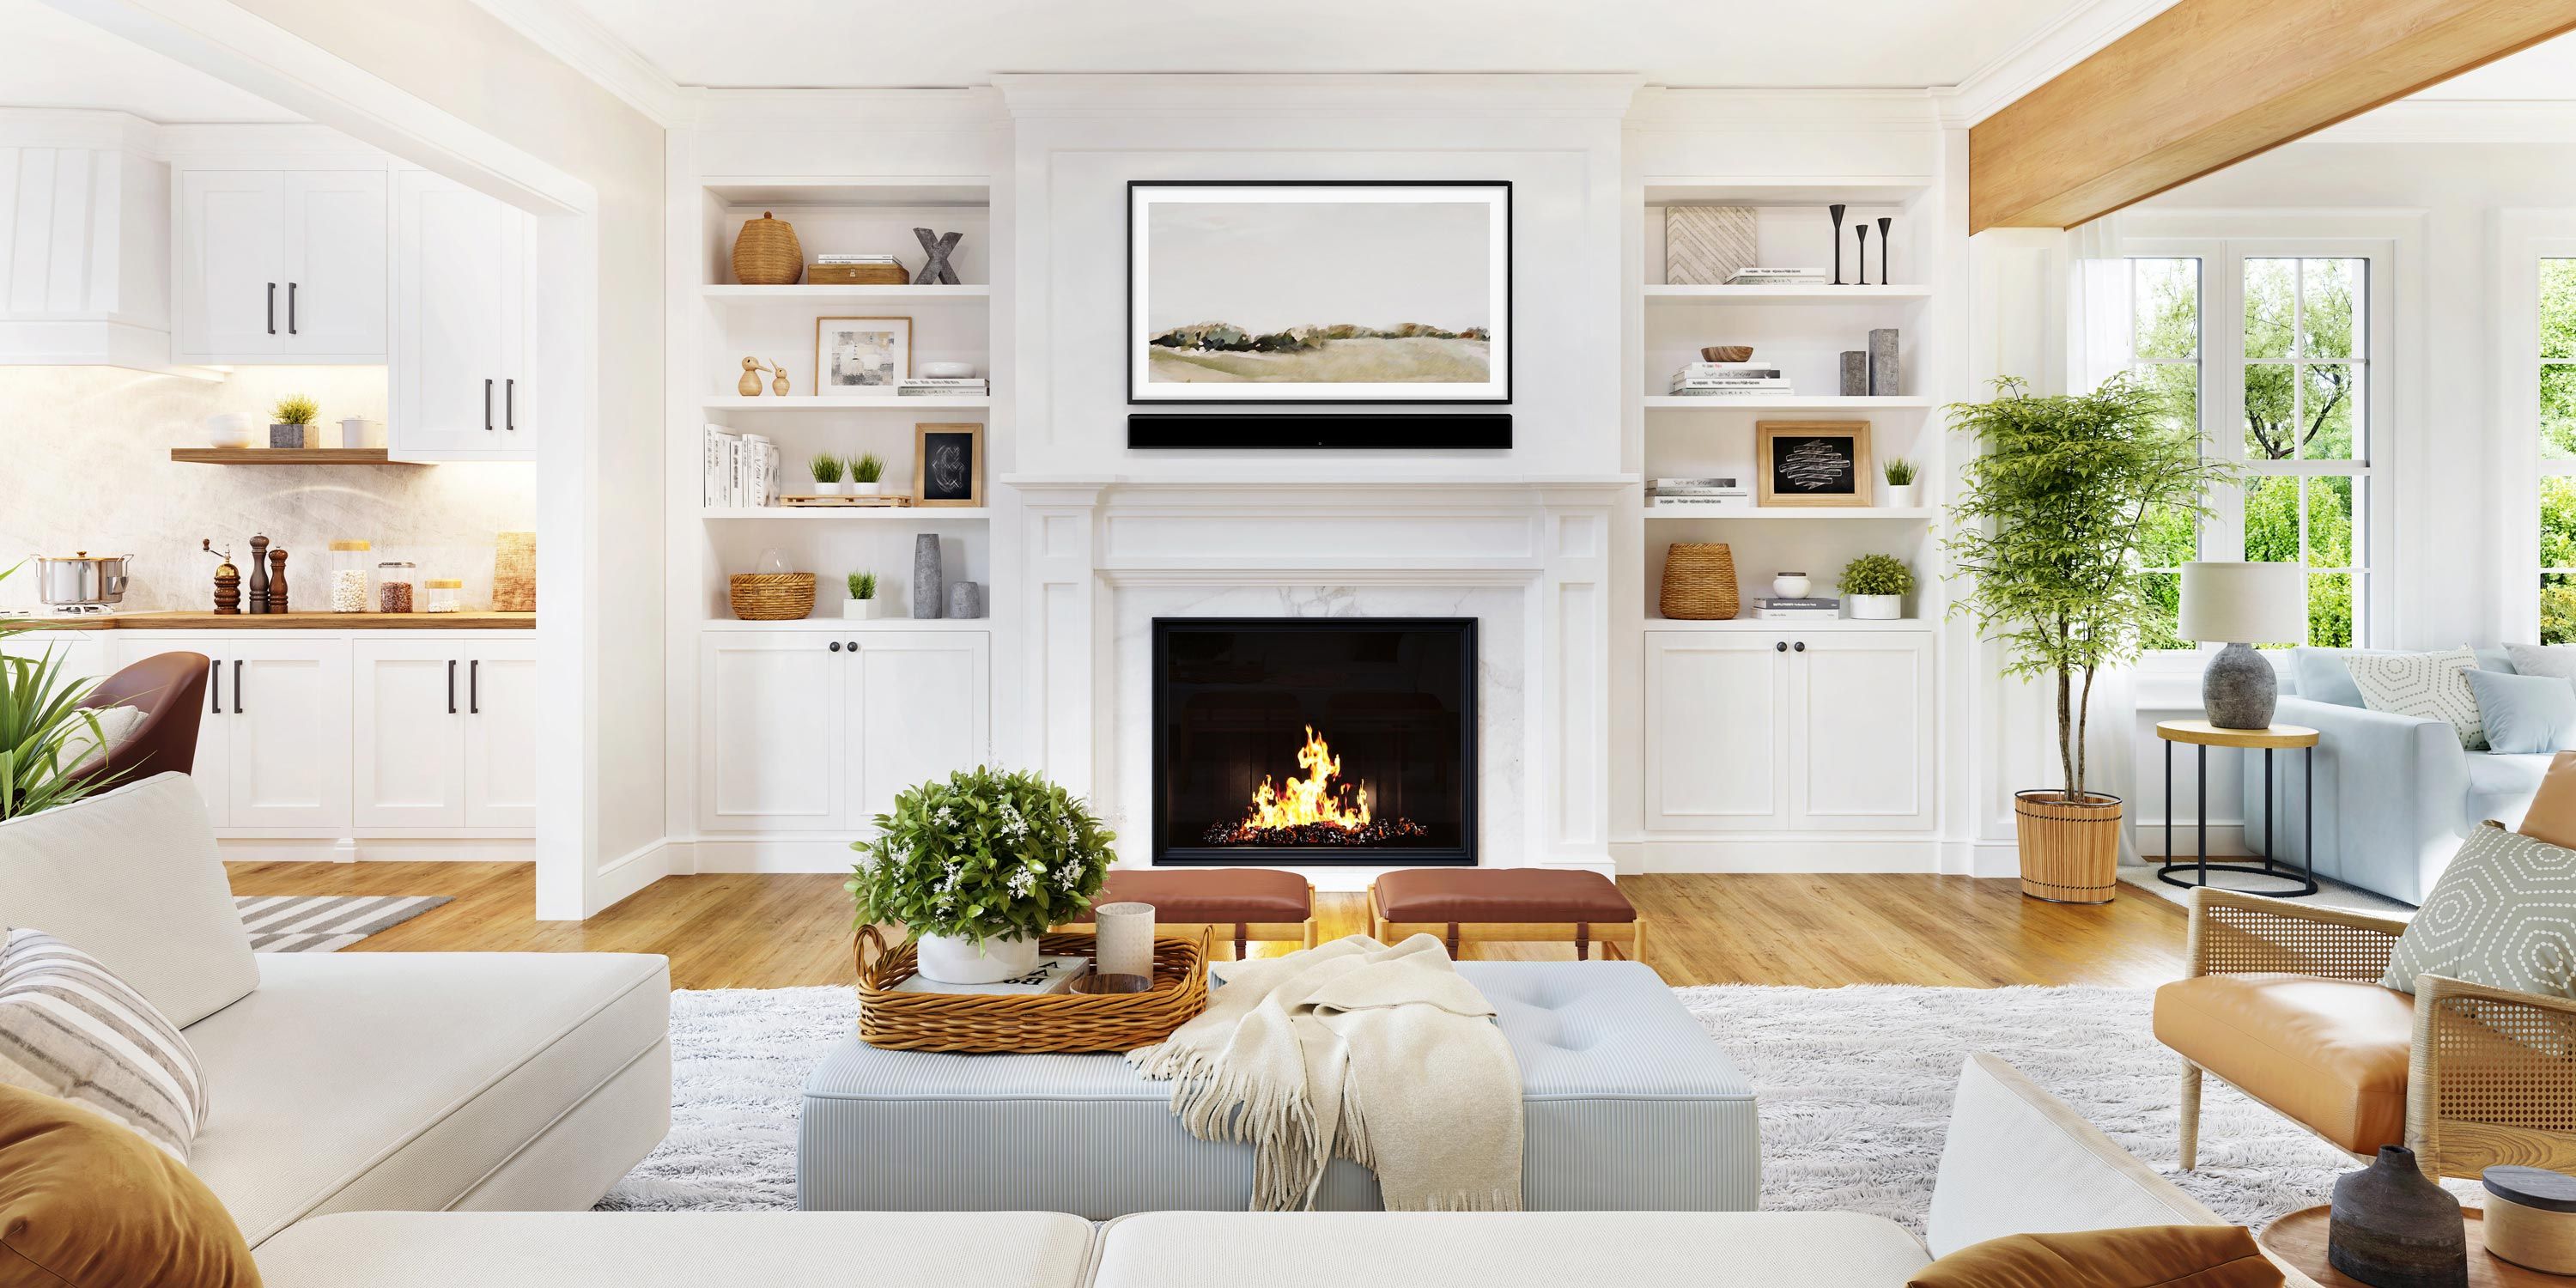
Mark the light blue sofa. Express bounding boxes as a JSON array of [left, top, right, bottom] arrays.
[[2243, 647, 2549, 905]]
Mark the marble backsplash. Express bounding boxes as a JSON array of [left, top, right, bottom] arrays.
[[0, 367, 535, 613]]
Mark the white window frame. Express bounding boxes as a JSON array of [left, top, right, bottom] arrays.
[[2499, 214, 2576, 644]]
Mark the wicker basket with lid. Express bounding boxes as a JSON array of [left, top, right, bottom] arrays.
[[732, 211, 803, 286]]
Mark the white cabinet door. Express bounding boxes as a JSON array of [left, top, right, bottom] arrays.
[[351, 638, 464, 829], [220, 637, 351, 830], [1643, 633, 1790, 832], [462, 641, 538, 829], [175, 171, 290, 361], [697, 632, 844, 833], [283, 171, 388, 359], [392, 171, 527, 460], [845, 633, 991, 837], [1791, 634, 1935, 831]]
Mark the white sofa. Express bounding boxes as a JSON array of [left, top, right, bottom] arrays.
[[253, 1054, 2319, 1287], [0, 774, 671, 1246]]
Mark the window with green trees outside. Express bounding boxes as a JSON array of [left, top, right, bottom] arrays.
[[2542, 258, 2576, 642]]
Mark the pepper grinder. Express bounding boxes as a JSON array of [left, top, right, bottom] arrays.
[[268, 547, 290, 613], [246, 534, 270, 613], [203, 540, 240, 615]]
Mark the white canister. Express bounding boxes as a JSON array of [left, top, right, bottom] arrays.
[[1093, 902, 1157, 981], [914, 932, 1042, 985], [208, 412, 259, 449], [341, 417, 386, 448], [1772, 573, 1811, 599]]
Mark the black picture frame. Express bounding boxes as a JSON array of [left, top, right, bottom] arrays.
[[1126, 179, 1514, 407]]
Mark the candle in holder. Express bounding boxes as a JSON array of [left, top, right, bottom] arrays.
[[1093, 901, 1157, 984]]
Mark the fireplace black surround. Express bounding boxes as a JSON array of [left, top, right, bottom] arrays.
[[1151, 617, 1475, 867]]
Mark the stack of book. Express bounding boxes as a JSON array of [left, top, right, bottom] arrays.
[[702, 424, 778, 508], [817, 253, 902, 268], [897, 377, 989, 397], [1649, 477, 1753, 511], [1726, 267, 1829, 286], [1669, 360, 1790, 397], [1751, 596, 1841, 621]]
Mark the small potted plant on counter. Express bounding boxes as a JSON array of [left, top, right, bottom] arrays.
[[843, 570, 879, 619], [270, 395, 319, 449], [848, 767, 1117, 985], [1838, 554, 1914, 620], [807, 453, 846, 497], [849, 452, 886, 499], [1882, 458, 1919, 508]]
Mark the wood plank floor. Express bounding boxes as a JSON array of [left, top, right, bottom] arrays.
[[226, 864, 2189, 992]]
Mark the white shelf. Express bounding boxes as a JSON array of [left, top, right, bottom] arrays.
[[1644, 396, 1931, 411], [703, 616, 991, 631], [702, 395, 990, 410], [700, 284, 989, 304], [1644, 506, 1933, 520], [1643, 284, 1930, 306], [1646, 617, 1932, 632], [702, 507, 990, 519], [1643, 177, 1932, 207], [704, 180, 990, 208]]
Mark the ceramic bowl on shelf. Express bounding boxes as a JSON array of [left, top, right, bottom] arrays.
[[920, 361, 977, 380], [1772, 573, 1812, 599], [1700, 346, 1753, 363], [206, 412, 258, 449]]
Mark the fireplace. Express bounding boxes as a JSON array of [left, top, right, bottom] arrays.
[[1151, 618, 1476, 867]]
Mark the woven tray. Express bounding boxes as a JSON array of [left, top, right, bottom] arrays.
[[854, 926, 1210, 1054]]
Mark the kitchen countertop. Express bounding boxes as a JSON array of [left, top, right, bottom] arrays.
[[24, 611, 537, 630]]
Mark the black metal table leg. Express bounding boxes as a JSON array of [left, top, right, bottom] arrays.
[[2157, 729, 2321, 896]]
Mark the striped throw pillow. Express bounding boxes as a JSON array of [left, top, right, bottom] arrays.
[[0, 928, 209, 1160]]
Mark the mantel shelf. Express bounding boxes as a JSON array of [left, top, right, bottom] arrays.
[[702, 395, 991, 410], [1643, 284, 1930, 305], [699, 284, 990, 304], [170, 448, 417, 465], [1643, 396, 1932, 411]]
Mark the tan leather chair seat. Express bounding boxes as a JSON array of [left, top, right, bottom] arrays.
[[1372, 869, 1637, 924], [1097, 870, 1311, 924], [2152, 973, 2415, 1154]]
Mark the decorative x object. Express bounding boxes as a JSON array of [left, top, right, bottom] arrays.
[[912, 228, 963, 285]]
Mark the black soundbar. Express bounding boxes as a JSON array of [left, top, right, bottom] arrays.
[[1127, 413, 1513, 450]]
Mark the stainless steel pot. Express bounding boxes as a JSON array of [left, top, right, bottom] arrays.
[[33, 552, 132, 607]]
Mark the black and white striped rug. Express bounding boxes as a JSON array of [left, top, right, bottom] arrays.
[[234, 895, 453, 953]]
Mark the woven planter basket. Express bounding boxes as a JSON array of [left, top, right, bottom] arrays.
[[732, 211, 803, 285], [2014, 790, 2123, 904], [854, 927, 1211, 1054], [728, 573, 816, 621], [1660, 542, 1741, 621]]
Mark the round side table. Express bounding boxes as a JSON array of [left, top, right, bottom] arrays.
[[2154, 719, 2320, 897], [2261, 1206, 2558, 1287]]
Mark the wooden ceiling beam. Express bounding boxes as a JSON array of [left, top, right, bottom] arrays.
[[1970, 0, 2576, 233]]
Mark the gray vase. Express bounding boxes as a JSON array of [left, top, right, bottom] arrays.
[[912, 533, 944, 619], [2329, 1145, 2467, 1288], [947, 581, 984, 619], [2202, 641, 2278, 729]]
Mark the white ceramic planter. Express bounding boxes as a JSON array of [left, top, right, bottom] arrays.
[[915, 933, 1041, 985], [841, 598, 880, 620], [812, 479, 845, 497], [1850, 594, 1904, 620], [850, 481, 884, 497], [1772, 574, 1811, 599], [1884, 483, 1920, 509]]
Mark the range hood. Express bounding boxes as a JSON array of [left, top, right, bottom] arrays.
[[0, 112, 216, 379]]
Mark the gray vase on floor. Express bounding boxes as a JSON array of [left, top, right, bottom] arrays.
[[912, 534, 944, 619], [2202, 641, 2277, 729]]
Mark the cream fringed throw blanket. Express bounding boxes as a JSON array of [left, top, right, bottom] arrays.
[[1128, 933, 1523, 1212]]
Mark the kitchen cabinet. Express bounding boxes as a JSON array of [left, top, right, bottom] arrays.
[[353, 636, 538, 829], [144, 634, 353, 831], [173, 169, 387, 364], [696, 629, 991, 835], [391, 171, 530, 461], [1644, 630, 1934, 835]]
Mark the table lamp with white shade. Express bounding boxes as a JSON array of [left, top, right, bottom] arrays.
[[2178, 561, 2306, 729]]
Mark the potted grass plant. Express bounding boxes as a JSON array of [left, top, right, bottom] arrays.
[[808, 453, 847, 497], [849, 452, 886, 499], [1838, 554, 1913, 621], [270, 395, 319, 449], [0, 565, 118, 820], [1882, 457, 1920, 508], [1944, 374, 2227, 903], [842, 570, 879, 620], [848, 767, 1117, 984]]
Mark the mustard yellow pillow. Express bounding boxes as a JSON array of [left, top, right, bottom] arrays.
[[1909, 1225, 2280, 1288], [2518, 750, 2576, 848], [0, 1084, 259, 1286]]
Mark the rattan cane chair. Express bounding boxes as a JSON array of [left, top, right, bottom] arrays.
[[2156, 886, 2576, 1180]]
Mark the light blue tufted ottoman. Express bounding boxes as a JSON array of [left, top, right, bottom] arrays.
[[797, 960, 1759, 1216]]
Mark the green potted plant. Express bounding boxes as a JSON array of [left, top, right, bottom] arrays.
[[0, 564, 118, 820], [1838, 554, 1914, 621], [848, 452, 886, 499], [1881, 457, 1919, 508], [841, 570, 879, 621], [807, 452, 846, 497], [1944, 374, 2227, 903], [848, 767, 1118, 984], [270, 395, 319, 449]]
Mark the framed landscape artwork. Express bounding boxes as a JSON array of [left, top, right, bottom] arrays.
[[1756, 421, 1873, 507], [1127, 180, 1512, 404], [816, 317, 912, 392]]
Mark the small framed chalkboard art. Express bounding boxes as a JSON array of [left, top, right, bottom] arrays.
[[913, 422, 984, 507], [1756, 421, 1873, 507]]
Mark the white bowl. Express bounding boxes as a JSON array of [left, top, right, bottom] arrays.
[[1772, 574, 1811, 598], [920, 361, 977, 380]]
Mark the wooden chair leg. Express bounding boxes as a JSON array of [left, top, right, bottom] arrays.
[[2179, 1060, 2202, 1172], [1302, 918, 1317, 950]]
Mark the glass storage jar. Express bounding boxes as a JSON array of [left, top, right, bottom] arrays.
[[422, 578, 464, 614], [376, 561, 418, 613], [327, 540, 373, 612]]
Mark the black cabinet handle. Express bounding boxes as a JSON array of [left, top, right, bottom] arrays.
[[210, 659, 221, 714], [265, 283, 276, 335], [470, 659, 479, 714], [484, 379, 494, 432], [504, 379, 515, 431], [447, 659, 457, 714], [232, 659, 243, 714], [1794, 641, 1807, 653], [846, 641, 857, 651], [1774, 641, 1788, 653], [829, 641, 842, 653], [287, 282, 298, 335]]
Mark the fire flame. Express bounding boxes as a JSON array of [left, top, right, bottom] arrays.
[[1239, 726, 1370, 834]]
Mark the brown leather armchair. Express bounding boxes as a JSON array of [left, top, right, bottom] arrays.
[[2154, 886, 2576, 1180], [67, 651, 210, 788]]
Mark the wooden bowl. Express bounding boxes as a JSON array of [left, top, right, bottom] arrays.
[[1701, 346, 1754, 363]]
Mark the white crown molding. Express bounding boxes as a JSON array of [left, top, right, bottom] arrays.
[[1626, 88, 1944, 130], [0, 107, 162, 154], [1944, 0, 2180, 126], [684, 86, 1005, 129], [2308, 99, 2576, 143], [465, 0, 686, 125], [992, 73, 1644, 120]]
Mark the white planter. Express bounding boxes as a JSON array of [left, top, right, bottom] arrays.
[[1850, 594, 1904, 620], [915, 932, 1041, 985], [849, 481, 884, 497], [1884, 483, 1920, 509], [841, 598, 880, 620], [812, 479, 845, 497], [207, 412, 258, 448]]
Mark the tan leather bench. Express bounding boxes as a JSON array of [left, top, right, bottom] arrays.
[[1061, 869, 1316, 959], [1369, 869, 1644, 963]]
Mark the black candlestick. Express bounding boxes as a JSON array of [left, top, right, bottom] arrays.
[[1878, 217, 1894, 284], [1855, 224, 1871, 287], [1829, 204, 1848, 286]]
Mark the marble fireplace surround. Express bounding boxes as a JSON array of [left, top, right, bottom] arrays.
[[1008, 477, 1626, 891]]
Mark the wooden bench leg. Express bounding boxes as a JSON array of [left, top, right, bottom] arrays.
[[1575, 920, 1590, 962], [1233, 922, 1249, 961], [1445, 922, 1460, 957]]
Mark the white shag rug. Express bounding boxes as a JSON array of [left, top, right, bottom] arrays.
[[601, 982, 2456, 1228]]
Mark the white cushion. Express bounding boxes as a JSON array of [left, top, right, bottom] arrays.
[[0, 773, 256, 1027], [1090, 1212, 1929, 1288], [1926, 1054, 2222, 1258], [56, 702, 145, 774], [0, 927, 207, 1158], [183, 951, 670, 1245], [2507, 643, 2576, 685], [257, 1212, 1097, 1288], [2350, 647, 2488, 750]]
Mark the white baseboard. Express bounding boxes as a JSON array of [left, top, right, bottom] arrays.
[[689, 838, 862, 874], [216, 836, 536, 863], [1631, 837, 1943, 874], [593, 837, 674, 911]]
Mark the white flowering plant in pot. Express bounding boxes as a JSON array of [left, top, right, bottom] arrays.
[[847, 766, 1117, 984]]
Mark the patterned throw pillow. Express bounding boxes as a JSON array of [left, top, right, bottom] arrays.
[[2383, 823, 2576, 999], [2348, 647, 2488, 750], [0, 928, 209, 1159]]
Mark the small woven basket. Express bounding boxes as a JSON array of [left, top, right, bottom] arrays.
[[728, 573, 816, 620], [854, 927, 1211, 1054], [731, 211, 803, 285], [1660, 542, 1741, 620], [809, 262, 910, 286]]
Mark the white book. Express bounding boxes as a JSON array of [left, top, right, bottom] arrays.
[[890, 955, 1092, 996], [816, 253, 902, 264], [1753, 608, 1844, 620], [703, 426, 739, 508]]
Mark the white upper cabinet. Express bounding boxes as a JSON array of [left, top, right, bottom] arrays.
[[391, 170, 529, 461], [173, 168, 386, 364]]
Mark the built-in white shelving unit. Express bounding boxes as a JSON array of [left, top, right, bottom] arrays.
[[1642, 506, 1932, 520], [699, 284, 990, 303], [1642, 283, 1932, 306], [702, 394, 993, 410], [1644, 616, 1932, 632], [701, 506, 992, 520], [1643, 395, 1931, 411]]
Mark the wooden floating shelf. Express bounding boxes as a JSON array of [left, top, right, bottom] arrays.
[[1643, 284, 1931, 305], [1643, 396, 1932, 410], [1646, 617, 1933, 632], [1644, 506, 1933, 520], [170, 448, 414, 465], [699, 284, 990, 303], [701, 395, 990, 410], [702, 507, 990, 519]]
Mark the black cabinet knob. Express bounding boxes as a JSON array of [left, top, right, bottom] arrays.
[[1794, 641, 1807, 652], [828, 641, 842, 653], [846, 641, 858, 651], [1774, 641, 1788, 653]]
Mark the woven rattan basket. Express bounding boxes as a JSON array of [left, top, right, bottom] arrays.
[[728, 572, 816, 620], [854, 927, 1211, 1054], [732, 211, 803, 285], [1660, 542, 1741, 620], [809, 262, 910, 286]]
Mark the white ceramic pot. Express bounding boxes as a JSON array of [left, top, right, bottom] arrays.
[[915, 932, 1041, 985], [1772, 574, 1811, 599], [849, 481, 884, 497], [812, 479, 844, 497], [207, 412, 258, 449], [1850, 594, 1903, 620], [1884, 483, 1919, 509], [841, 598, 879, 620]]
